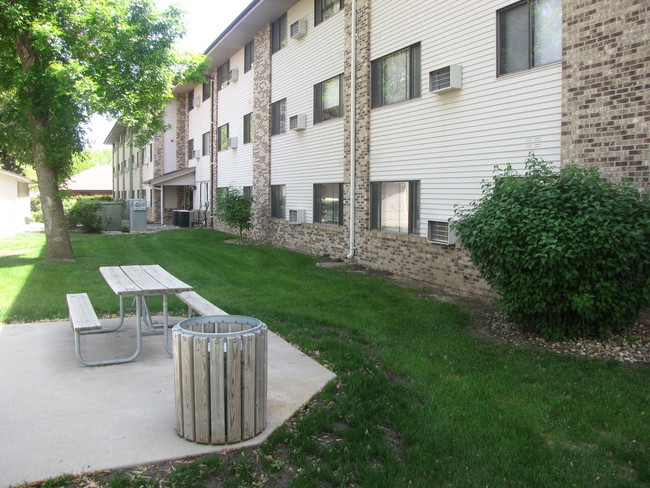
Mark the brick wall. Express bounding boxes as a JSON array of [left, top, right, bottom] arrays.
[[562, 0, 649, 189], [176, 94, 189, 170]]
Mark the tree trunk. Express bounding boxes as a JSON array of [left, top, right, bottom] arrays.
[[32, 138, 75, 261]]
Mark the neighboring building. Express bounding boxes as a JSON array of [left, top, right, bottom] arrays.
[[107, 0, 648, 295], [0, 169, 32, 238], [64, 165, 113, 196]]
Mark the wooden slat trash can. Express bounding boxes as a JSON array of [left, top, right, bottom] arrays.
[[172, 315, 268, 444]]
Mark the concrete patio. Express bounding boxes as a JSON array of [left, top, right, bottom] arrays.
[[0, 317, 336, 488]]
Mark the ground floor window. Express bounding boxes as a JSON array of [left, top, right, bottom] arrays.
[[370, 180, 419, 234], [313, 183, 343, 225], [271, 185, 286, 219]]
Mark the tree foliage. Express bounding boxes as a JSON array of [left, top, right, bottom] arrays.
[[0, 0, 207, 259], [453, 154, 650, 339], [216, 187, 254, 240]]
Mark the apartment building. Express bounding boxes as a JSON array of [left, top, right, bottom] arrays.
[[107, 0, 648, 295]]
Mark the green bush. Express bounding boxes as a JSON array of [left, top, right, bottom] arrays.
[[30, 198, 43, 223], [453, 154, 650, 339], [66, 198, 103, 234], [216, 187, 253, 239]]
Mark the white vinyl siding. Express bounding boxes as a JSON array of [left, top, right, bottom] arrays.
[[217, 46, 254, 190], [270, 0, 346, 223], [369, 0, 561, 237]]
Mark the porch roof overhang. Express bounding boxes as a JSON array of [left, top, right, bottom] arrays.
[[145, 167, 196, 186]]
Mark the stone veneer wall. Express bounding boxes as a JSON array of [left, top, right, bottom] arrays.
[[149, 132, 165, 222], [250, 25, 273, 241], [562, 0, 649, 189], [176, 94, 189, 170]]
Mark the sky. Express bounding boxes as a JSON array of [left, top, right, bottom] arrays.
[[86, 0, 252, 150]]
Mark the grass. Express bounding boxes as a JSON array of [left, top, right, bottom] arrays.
[[1, 229, 649, 487]]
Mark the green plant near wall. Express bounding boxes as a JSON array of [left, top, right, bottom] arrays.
[[66, 198, 104, 234], [216, 187, 253, 239], [453, 153, 650, 339]]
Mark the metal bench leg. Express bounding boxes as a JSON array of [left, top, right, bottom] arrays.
[[73, 311, 143, 367]]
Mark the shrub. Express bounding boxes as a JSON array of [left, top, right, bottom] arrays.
[[30, 198, 43, 223], [453, 154, 650, 339], [66, 198, 103, 234], [216, 187, 253, 239]]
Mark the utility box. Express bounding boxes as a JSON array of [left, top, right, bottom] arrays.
[[98, 202, 123, 231], [127, 198, 147, 232]]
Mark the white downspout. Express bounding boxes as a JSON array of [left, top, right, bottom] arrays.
[[346, 0, 357, 259]]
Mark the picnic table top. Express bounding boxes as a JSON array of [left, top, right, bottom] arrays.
[[99, 265, 193, 296]]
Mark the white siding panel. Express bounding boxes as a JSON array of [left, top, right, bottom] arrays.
[[270, 0, 346, 222], [218, 46, 255, 189], [370, 0, 562, 230]]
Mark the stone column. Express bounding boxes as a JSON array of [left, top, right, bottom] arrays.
[[251, 25, 272, 241], [562, 0, 649, 190]]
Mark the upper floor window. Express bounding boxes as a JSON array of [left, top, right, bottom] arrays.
[[202, 131, 210, 156], [244, 40, 254, 72], [217, 124, 229, 151], [187, 139, 194, 160], [271, 99, 286, 135], [187, 90, 194, 111], [243, 113, 253, 144], [314, 183, 343, 225], [314, 74, 342, 123], [370, 181, 419, 234], [371, 43, 421, 108], [315, 0, 343, 25], [202, 81, 211, 101], [497, 0, 561, 76], [217, 60, 230, 91], [271, 13, 287, 54]]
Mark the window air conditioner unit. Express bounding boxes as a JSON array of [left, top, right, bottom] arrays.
[[429, 65, 462, 93], [194, 150, 200, 159], [289, 114, 306, 131], [228, 68, 239, 83], [427, 220, 457, 245], [288, 209, 305, 224], [227, 137, 238, 149], [290, 19, 307, 39], [193, 96, 202, 107]]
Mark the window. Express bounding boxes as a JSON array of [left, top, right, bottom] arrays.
[[271, 185, 286, 219], [244, 113, 253, 144], [202, 131, 210, 156], [498, 0, 561, 75], [243, 186, 252, 199], [217, 124, 229, 151], [314, 74, 342, 123], [187, 90, 194, 111], [271, 13, 287, 54], [271, 99, 286, 135], [187, 139, 194, 160], [244, 40, 254, 72], [315, 0, 343, 25], [217, 60, 230, 91], [149, 143, 153, 161], [202, 81, 211, 101], [370, 181, 419, 234], [314, 183, 343, 225], [371, 43, 421, 108]]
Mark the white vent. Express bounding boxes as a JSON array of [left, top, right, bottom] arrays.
[[290, 19, 307, 39], [228, 68, 239, 82], [194, 150, 200, 159], [429, 65, 462, 93], [193, 96, 202, 107], [428, 220, 457, 245], [288, 209, 305, 224], [227, 137, 238, 149], [289, 114, 306, 131]]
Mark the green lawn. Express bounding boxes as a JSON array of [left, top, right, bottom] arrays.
[[2, 229, 649, 487]]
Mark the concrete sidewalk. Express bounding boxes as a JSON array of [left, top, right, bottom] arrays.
[[0, 318, 335, 488]]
